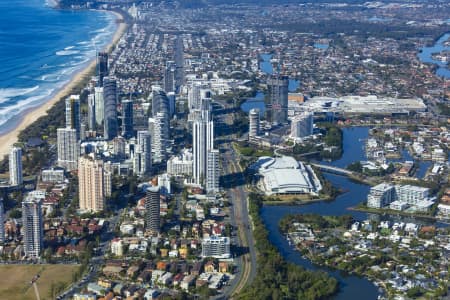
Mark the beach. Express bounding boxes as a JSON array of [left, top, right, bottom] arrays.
[[0, 10, 127, 159]]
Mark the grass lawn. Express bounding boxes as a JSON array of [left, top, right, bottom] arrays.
[[0, 264, 80, 300]]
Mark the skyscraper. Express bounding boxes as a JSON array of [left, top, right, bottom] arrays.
[[97, 52, 108, 87], [9, 146, 22, 186], [163, 61, 176, 94], [148, 112, 168, 163], [113, 136, 126, 158], [167, 92, 176, 117], [121, 100, 134, 139], [87, 93, 96, 130], [151, 88, 170, 118], [65, 94, 81, 139], [145, 186, 160, 234], [0, 199, 4, 243], [174, 36, 185, 91], [192, 107, 214, 185], [22, 197, 43, 259], [290, 112, 314, 138], [249, 108, 260, 139], [134, 131, 151, 176], [78, 156, 105, 212], [188, 84, 211, 112], [206, 149, 220, 194], [267, 75, 289, 125], [103, 77, 118, 140], [94, 87, 104, 126], [57, 128, 79, 171]]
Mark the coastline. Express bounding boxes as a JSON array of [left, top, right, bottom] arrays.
[[0, 10, 127, 158]]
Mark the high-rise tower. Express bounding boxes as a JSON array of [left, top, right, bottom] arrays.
[[57, 128, 79, 171], [22, 197, 43, 259], [103, 77, 118, 140], [97, 52, 108, 87], [249, 108, 260, 139], [65, 94, 81, 139], [145, 186, 160, 234], [163, 61, 176, 94], [206, 149, 220, 194], [9, 146, 22, 186], [267, 75, 289, 125], [78, 156, 106, 212], [121, 100, 134, 139], [94, 87, 104, 126], [87, 93, 96, 130], [192, 106, 214, 185], [134, 131, 152, 176]]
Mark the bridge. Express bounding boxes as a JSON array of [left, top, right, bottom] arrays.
[[311, 163, 354, 176]]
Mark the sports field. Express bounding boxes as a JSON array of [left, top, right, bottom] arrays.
[[0, 264, 79, 300]]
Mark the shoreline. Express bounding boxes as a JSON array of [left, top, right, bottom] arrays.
[[0, 10, 127, 159]]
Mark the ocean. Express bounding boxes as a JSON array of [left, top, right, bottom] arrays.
[[0, 0, 117, 134]]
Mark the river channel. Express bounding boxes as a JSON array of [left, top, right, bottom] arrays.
[[249, 36, 449, 298], [260, 126, 441, 299]]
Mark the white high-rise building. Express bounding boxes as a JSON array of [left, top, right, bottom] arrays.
[[148, 113, 168, 163], [192, 109, 214, 185], [188, 83, 211, 112], [167, 149, 193, 176], [57, 128, 79, 171], [249, 108, 260, 139], [78, 156, 106, 212], [9, 146, 22, 186], [22, 197, 43, 259], [134, 131, 152, 176], [290, 112, 313, 139], [94, 87, 104, 126], [206, 149, 220, 194]]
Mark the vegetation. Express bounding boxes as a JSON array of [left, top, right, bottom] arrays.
[[438, 103, 450, 116], [234, 142, 273, 157], [313, 167, 340, 199], [279, 213, 353, 233], [0, 264, 80, 300], [238, 193, 338, 300], [314, 123, 343, 160]]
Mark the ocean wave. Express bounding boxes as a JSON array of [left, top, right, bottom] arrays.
[[0, 88, 54, 127], [56, 50, 80, 56], [39, 72, 62, 82], [0, 86, 40, 103]]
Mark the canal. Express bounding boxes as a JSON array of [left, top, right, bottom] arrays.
[[260, 126, 439, 299]]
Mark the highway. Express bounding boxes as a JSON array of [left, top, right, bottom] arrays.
[[214, 101, 257, 298]]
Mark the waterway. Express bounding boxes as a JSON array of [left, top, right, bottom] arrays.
[[418, 33, 450, 79], [260, 126, 437, 299], [240, 53, 299, 113]]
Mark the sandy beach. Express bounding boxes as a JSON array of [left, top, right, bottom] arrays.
[[0, 11, 127, 159]]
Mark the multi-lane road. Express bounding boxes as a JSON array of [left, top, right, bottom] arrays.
[[214, 99, 257, 298]]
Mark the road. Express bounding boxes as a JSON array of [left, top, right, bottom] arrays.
[[58, 210, 122, 299], [214, 101, 257, 298], [225, 143, 257, 297]]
